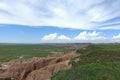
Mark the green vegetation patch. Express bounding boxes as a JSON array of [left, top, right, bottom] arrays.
[[0, 44, 75, 62], [77, 44, 120, 65], [52, 62, 120, 80], [52, 44, 120, 80]]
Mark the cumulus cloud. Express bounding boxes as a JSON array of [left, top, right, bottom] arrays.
[[0, 0, 120, 29], [74, 31, 105, 41], [113, 33, 120, 39], [41, 31, 108, 43], [112, 33, 120, 42], [58, 35, 71, 41], [41, 33, 57, 41], [41, 33, 71, 41]]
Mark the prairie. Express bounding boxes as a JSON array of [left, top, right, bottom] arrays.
[[52, 44, 120, 80], [0, 44, 76, 62]]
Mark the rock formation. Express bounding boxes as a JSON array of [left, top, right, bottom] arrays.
[[0, 52, 79, 80]]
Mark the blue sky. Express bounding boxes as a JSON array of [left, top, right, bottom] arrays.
[[0, 0, 120, 43]]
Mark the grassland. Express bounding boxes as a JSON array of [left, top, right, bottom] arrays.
[[1, 44, 120, 80], [0, 44, 75, 62], [52, 44, 120, 80]]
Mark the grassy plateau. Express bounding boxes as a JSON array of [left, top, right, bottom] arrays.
[[52, 44, 120, 80]]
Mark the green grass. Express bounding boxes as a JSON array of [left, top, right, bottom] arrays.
[[52, 62, 120, 80], [52, 44, 120, 80], [0, 44, 75, 62], [77, 44, 120, 65], [1, 44, 120, 80]]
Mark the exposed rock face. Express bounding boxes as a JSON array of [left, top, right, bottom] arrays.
[[0, 52, 79, 80], [26, 60, 70, 80]]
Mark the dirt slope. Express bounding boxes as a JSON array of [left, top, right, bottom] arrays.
[[0, 52, 79, 80]]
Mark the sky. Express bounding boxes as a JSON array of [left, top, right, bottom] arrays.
[[0, 0, 120, 43]]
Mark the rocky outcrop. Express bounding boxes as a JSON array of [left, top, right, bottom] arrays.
[[0, 52, 79, 80], [26, 60, 70, 80]]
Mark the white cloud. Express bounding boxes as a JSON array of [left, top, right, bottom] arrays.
[[113, 33, 120, 39], [99, 25, 120, 30], [74, 31, 105, 41], [74, 31, 88, 40], [41, 31, 108, 43], [0, 0, 120, 29], [41, 33, 71, 41], [41, 33, 57, 41], [112, 33, 120, 42], [58, 35, 71, 41]]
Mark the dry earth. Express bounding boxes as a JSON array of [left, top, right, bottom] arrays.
[[0, 52, 79, 80]]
